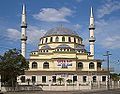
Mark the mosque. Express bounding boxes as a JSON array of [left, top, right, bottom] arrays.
[[17, 5, 108, 90]]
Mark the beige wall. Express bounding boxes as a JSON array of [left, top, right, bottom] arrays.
[[29, 50, 99, 72], [40, 36, 82, 44]]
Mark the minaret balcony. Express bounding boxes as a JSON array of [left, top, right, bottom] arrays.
[[21, 23, 27, 28], [89, 37, 95, 42], [21, 35, 27, 41], [89, 24, 95, 30]]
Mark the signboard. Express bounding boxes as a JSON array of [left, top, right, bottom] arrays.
[[54, 73, 74, 77], [57, 60, 72, 68]]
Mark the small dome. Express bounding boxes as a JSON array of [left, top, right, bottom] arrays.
[[43, 26, 79, 37], [75, 45, 84, 50], [56, 44, 72, 49], [41, 44, 51, 49]]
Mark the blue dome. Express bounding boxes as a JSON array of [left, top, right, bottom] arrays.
[[43, 26, 79, 37]]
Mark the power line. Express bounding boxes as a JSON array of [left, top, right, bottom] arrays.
[[103, 51, 112, 90]]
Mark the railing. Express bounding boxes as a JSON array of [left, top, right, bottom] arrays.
[[97, 67, 114, 72]]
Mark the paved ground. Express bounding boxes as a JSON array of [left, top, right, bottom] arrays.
[[3, 89, 120, 94]]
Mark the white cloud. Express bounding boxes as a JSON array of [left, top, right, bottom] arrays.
[[100, 36, 120, 49], [97, 0, 120, 18], [27, 26, 46, 44], [95, 19, 120, 49], [74, 24, 81, 30], [33, 7, 73, 22], [6, 26, 46, 44], [6, 29, 20, 41]]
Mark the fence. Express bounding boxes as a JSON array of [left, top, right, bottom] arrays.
[[1, 81, 120, 91]]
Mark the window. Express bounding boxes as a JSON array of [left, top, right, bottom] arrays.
[[42, 76, 46, 83], [43, 62, 49, 69], [93, 76, 96, 82], [42, 39, 44, 44], [32, 76, 36, 83], [32, 62, 37, 69], [55, 36, 59, 42], [89, 62, 94, 69], [21, 76, 25, 83], [78, 38, 80, 43], [45, 38, 48, 43], [73, 76, 77, 82], [67, 49, 69, 51], [78, 62, 83, 69], [102, 76, 106, 82], [74, 38, 76, 43], [62, 36, 65, 42], [50, 37, 53, 42], [68, 37, 71, 42], [52, 76, 56, 83], [83, 76, 87, 82], [97, 62, 101, 68]]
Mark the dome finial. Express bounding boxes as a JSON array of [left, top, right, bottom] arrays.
[[60, 24, 63, 28]]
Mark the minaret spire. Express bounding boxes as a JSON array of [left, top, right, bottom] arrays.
[[22, 4, 26, 15], [89, 6, 95, 57], [90, 6, 93, 17], [21, 4, 27, 58]]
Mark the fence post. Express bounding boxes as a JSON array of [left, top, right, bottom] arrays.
[[0, 75, 1, 91], [98, 81, 100, 89], [118, 81, 119, 88]]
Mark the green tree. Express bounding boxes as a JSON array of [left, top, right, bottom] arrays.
[[66, 79, 72, 85], [110, 73, 120, 81], [26, 78, 31, 85], [57, 77, 64, 85], [0, 48, 29, 87]]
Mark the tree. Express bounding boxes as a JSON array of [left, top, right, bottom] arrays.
[[0, 48, 29, 87], [26, 78, 31, 85], [66, 79, 72, 85], [57, 77, 64, 85], [110, 73, 120, 81]]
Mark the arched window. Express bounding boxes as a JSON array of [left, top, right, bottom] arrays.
[[55, 36, 59, 42], [45, 38, 48, 43], [89, 62, 94, 69], [78, 62, 83, 69], [42, 39, 43, 44], [62, 36, 65, 42], [74, 38, 76, 43], [32, 62, 37, 69], [43, 62, 49, 69], [50, 37, 53, 42], [78, 38, 80, 43], [68, 37, 71, 42]]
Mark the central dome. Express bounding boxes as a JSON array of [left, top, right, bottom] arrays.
[[43, 26, 79, 37]]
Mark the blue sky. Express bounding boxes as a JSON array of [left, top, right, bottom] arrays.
[[0, 0, 120, 73]]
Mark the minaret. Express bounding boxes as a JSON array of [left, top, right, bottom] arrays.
[[21, 4, 27, 58], [89, 7, 95, 57]]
